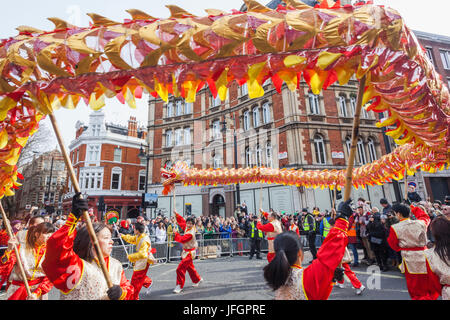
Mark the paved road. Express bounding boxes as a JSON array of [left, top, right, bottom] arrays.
[[1, 249, 412, 301]]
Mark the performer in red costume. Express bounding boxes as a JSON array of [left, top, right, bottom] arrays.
[[424, 216, 450, 300], [0, 222, 55, 300], [387, 203, 436, 300], [263, 199, 353, 300], [257, 210, 283, 263], [42, 193, 134, 300], [172, 212, 203, 294], [120, 222, 156, 300]]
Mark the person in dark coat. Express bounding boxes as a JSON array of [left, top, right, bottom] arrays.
[[406, 182, 422, 205], [367, 213, 389, 272]]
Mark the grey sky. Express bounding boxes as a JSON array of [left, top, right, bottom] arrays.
[[0, 0, 448, 146]]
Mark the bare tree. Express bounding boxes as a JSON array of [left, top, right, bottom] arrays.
[[3, 118, 57, 218]]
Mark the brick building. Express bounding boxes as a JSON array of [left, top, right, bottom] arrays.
[[16, 149, 67, 215], [62, 111, 148, 220], [412, 30, 450, 202]]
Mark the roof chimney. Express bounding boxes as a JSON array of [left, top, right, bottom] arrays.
[[128, 116, 138, 137]]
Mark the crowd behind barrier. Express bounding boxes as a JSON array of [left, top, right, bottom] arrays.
[[109, 232, 317, 269]]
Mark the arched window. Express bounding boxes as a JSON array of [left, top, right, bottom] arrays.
[[357, 138, 367, 164], [184, 127, 191, 145], [266, 142, 273, 168], [185, 102, 192, 114], [245, 147, 252, 167], [339, 95, 348, 117], [166, 130, 173, 147], [213, 152, 221, 169], [345, 137, 352, 156], [313, 134, 326, 164], [262, 102, 271, 124], [309, 92, 320, 115], [175, 128, 183, 146], [167, 101, 174, 118], [253, 107, 260, 127], [243, 111, 250, 131], [350, 95, 357, 116], [212, 120, 221, 139], [175, 100, 183, 116], [368, 138, 377, 162], [256, 144, 262, 167]]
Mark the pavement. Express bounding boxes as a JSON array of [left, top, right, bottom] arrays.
[[1, 249, 413, 301]]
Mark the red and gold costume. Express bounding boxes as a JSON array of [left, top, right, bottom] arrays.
[[337, 248, 362, 289], [121, 233, 156, 300], [0, 242, 53, 300], [174, 213, 201, 289], [387, 206, 436, 300], [257, 211, 283, 263], [424, 248, 450, 300], [289, 223, 300, 237], [275, 218, 349, 300], [42, 213, 134, 300]]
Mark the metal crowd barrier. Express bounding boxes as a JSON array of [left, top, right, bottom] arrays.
[[110, 232, 324, 269]]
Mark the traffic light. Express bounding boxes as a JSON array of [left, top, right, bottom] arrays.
[[98, 196, 105, 213]]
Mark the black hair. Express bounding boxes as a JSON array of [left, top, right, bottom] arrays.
[[392, 203, 410, 218], [186, 217, 195, 224], [263, 231, 303, 291], [380, 198, 388, 205], [134, 222, 145, 234], [74, 223, 109, 263], [430, 216, 450, 267]]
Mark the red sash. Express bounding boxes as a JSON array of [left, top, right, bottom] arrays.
[[8, 277, 43, 300], [400, 246, 426, 251]]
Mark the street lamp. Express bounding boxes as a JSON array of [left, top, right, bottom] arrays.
[[138, 143, 151, 218]]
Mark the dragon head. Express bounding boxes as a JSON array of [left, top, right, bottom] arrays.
[[161, 161, 190, 195]]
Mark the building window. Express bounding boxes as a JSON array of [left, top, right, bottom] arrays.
[[243, 111, 250, 131], [313, 134, 326, 164], [339, 95, 348, 117], [138, 170, 146, 191], [210, 94, 221, 107], [213, 153, 221, 169], [253, 107, 260, 127], [357, 138, 367, 165], [349, 95, 357, 116], [262, 102, 271, 124], [111, 168, 122, 190], [184, 127, 191, 145], [266, 142, 273, 168], [241, 83, 248, 96], [256, 144, 262, 167], [185, 102, 192, 114], [440, 50, 450, 69], [92, 124, 101, 137], [309, 92, 320, 115], [368, 138, 377, 162], [167, 101, 174, 118], [175, 100, 183, 116], [245, 147, 252, 167], [166, 130, 173, 147], [113, 148, 122, 162], [426, 47, 435, 66], [87, 145, 100, 162], [96, 173, 102, 189], [345, 137, 351, 156], [212, 120, 221, 139], [175, 128, 183, 146]]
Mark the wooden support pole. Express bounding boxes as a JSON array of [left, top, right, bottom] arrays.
[[48, 113, 113, 289], [343, 75, 367, 201], [404, 162, 409, 202], [0, 201, 32, 298]]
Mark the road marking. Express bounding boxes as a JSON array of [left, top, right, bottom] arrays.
[[353, 270, 404, 279]]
